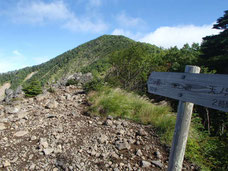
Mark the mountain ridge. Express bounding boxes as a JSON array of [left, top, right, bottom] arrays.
[[0, 35, 136, 89]]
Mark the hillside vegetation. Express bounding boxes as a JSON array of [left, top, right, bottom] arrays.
[[0, 35, 134, 89]]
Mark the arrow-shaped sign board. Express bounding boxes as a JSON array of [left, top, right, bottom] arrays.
[[147, 72, 228, 112]]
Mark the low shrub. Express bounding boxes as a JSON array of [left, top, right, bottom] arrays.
[[66, 79, 79, 86], [84, 77, 105, 92], [23, 80, 42, 97]]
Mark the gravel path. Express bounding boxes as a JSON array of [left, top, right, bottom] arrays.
[[0, 85, 196, 171]]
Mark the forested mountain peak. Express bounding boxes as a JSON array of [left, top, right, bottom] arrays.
[[0, 35, 135, 89]]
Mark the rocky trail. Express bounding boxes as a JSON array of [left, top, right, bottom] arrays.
[[0, 85, 195, 171]]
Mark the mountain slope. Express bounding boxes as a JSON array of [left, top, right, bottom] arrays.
[[0, 35, 135, 89]]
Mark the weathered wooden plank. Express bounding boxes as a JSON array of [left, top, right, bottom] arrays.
[[148, 71, 228, 86], [147, 72, 228, 112], [168, 65, 200, 171]]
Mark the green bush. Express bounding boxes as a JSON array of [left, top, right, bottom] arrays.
[[84, 78, 105, 92], [23, 80, 42, 97], [66, 79, 79, 86]]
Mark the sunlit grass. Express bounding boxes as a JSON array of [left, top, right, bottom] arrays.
[[88, 86, 211, 170], [88, 86, 175, 144]]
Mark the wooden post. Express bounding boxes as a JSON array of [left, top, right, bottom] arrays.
[[168, 65, 200, 171]]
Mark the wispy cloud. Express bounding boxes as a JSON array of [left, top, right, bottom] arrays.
[[112, 28, 142, 40], [0, 51, 28, 73], [139, 24, 220, 48], [64, 17, 108, 33], [13, 0, 72, 24], [12, 50, 22, 56], [8, 0, 108, 33], [116, 12, 145, 28], [0, 50, 51, 73]]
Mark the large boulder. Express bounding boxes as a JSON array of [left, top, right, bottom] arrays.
[[4, 86, 24, 102], [14, 86, 23, 97], [5, 89, 14, 96], [4, 89, 14, 102], [72, 72, 93, 84], [80, 73, 93, 84], [60, 72, 93, 86]]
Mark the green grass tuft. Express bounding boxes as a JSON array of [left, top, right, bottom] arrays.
[[88, 86, 213, 170], [88, 87, 175, 144]]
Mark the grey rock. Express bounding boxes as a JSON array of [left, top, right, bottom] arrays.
[[110, 152, 119, 159], [5, 89, 13, 96], [141, 160, 151, 168], [14, 86, 23, 97], [107, 115, 113, 120], [36, 94, 46, 102], [117, 129, 125, 135], [29, 164, 36, 170], [115, 141, 131, 150], [40, 138, 49, 148], [136, 149, 143, 156], [65, 72, 93, 85], [45, 100, 58, 109], [4, 89, 14, 102], [97, 121, 103, 125], [104, 119, 113, 126], [0, 123, 6, 130], [7, 106, 20, 114], [137, 128, 147, 136], [14, 130, 28, 137], [155, 150, 162, 159], [45, 114, 57, 118], [122, 121, 128, 127], [43, 148, 54, 155], [29, 154, 34, 160], [90, 150, 96, 156], [66, 94, 71, 100], [11, 157, 18, 163], [17, 112, 28, 119], [3, 160, 11, 167], [151, 160, 163, 168], [98, 134, 108, 143]]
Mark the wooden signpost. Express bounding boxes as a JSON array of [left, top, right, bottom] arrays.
[[147, 65, 228, 171]]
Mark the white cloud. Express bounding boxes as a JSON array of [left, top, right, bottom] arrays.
[[14, 0, 72, 24], [63, 17, 108, 33], [0, 62, 27, 73], [0, 50, 30, 73], [10, 0, 108, 33], [12, 50, 22, 56], [112, 28, 142, 40], [0, 59, 27, 73], [139, 24, 220, 48], [112, 29, 132, 36], [116, 12, 145, 28]]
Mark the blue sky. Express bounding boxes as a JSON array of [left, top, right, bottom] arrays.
[[0, 0, 227, 73]]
